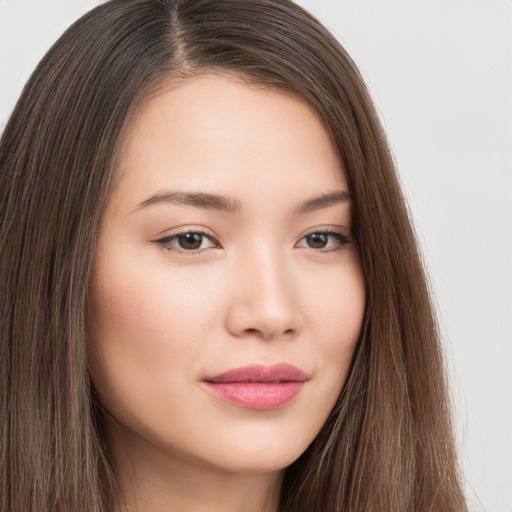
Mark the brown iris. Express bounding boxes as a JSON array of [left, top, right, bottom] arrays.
[[177, 233, 204, 250], [305, 233, 329, 249]]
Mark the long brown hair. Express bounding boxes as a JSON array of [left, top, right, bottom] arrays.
[[0, 1, 467, 510]]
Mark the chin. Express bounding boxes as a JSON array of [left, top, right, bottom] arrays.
[[200, 448, 304, 475], [183, 428, 314, 475]]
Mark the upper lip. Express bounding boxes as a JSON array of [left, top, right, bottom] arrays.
[[203, 363, 308, 383]]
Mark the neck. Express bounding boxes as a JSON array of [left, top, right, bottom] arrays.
[[106, 422, 284, 512]]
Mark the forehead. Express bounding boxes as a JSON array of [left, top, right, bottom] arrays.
[[112, 74, 347, 208]]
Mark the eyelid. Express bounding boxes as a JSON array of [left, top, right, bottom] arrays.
[[295, 226, 352, 252], [299, 225, 349, 238], [154, 226, 222, 254]]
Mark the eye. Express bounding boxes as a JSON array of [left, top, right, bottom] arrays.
[[296, 230, 350, 252], [155, 230, 219, 253]]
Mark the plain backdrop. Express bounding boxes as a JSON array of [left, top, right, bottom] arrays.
[[1, 1, 511, 510]]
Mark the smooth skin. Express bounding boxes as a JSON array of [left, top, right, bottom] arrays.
[[88, 75, 366, 512]]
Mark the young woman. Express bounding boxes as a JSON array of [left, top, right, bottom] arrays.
[[0, 0, 468, 511]]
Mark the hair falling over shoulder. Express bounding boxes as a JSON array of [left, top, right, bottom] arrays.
[[0, 1, 468, 510]]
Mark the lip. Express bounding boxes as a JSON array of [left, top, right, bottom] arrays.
[[202, 363, 308, 410]]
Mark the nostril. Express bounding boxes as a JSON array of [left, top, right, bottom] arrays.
[[241, 327, 297, 340]]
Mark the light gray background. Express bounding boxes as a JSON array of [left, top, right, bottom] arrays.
[[1, 1, 511, 510]]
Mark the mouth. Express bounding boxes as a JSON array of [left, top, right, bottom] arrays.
[[202, 363, 308, 410]]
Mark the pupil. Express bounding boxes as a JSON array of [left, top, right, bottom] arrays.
[[178, 233, 202, 250], [307, 233, 328, 248]]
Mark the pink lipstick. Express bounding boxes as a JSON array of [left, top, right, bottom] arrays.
[[202, 363, 307, 410]]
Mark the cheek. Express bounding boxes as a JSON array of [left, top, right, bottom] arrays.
[[91, 246, 220, 343], [301, 258, 366, 385], [86, 248, 222, 412]]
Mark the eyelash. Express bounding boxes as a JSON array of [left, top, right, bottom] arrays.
[[154, 227, 351, 255]]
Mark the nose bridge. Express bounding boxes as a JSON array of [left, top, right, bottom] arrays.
[[225, 240, 301, 340]]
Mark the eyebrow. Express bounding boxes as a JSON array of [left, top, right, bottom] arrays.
[[134, 191, 241, 214], [132, 189, 351, 215], [294, 190, 352, 214]]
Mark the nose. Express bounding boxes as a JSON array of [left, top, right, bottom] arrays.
[[224, 247, 303, 341]]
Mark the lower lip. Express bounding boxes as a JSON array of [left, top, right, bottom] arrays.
[[202, 382, 305, 410]]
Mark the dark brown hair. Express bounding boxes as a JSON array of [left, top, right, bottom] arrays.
[[0, 1, 467, 510]]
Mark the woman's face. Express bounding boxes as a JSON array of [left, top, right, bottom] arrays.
[[88, 75, 365, 475]]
